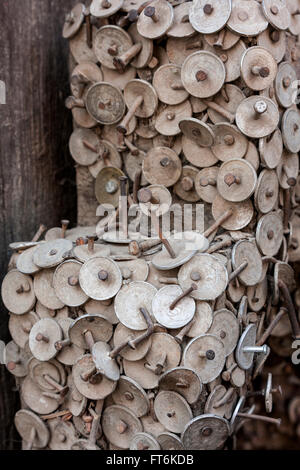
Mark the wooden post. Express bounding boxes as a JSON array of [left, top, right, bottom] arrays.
[[0, 0, 76, 449]]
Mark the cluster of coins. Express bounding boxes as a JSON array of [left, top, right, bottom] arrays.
[[3, 0, 300, 451]]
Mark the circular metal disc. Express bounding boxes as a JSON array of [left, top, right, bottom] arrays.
[[244, 141, 259, 171], [182, 135, 218, 167], [33, 239, 73, 269], [259, 129, 283, 169], [84, 298, 119, 324], [179, 117, 215, 147], [189, 0, 232, 34], [69, 314, 113, 349], [152, 284, 196, 329], [204, 39, 246, 83], [166, 34, 204, 66], [236, 96, 279, 139], [56, 318, 85, 366], [128, 23, 154, 69], [187, 301, 213, 337], [15, 410, 50, 449], [158, 367, 202, 405], [5, 340, 31, 378], [207, 83, 245, 124], [287, 0, 300, 35], [182, 414, 230, 450], [174, 166, 201, 202], [153, 64, 189, 105], [29, 357, 66, 392], [232, 239, 263, 286], [254, 169, 279, 214], [183, 334, 226, 384], [276, 149, 299, 189], [154, 391, 193, 434], [33, 268, 65, 310], [102, 405, 143, 449], [142, 147, 182, 187], [204, 27, 240, 51], [21, 376, 59, 414], [167, 2, 195, 38], [69, 128, 100, 166], [64, 376, 87, 417], [1, 270, 35, 315], [262, 0, 291, 30], [16, 246, 40, 275], [124, 79, 158, 118], [227, 0, 268, 36], [90, 0, 124, 17], [48, 419, 77, 451], [53, 260, 88, 307], [29, 318, 62, 361], [112, 375, 149, 417], [155, 101, 192, 136], [62, 3, 85, 39], [72, 354, 116, 400], [113, 323, 152, 361], [139, 184, 172, 216], [257, 29, 286, 64], [256, 212, 283, 256], [217, 159, 257, 202], [92, 341, 120, 381], [9, 311, 39, 349], [157, 432, 184, 450], [114, 281, 157, 330], [235, 324, 257, 370], [101, 65, 136, 91], [130, 432, 160, 450], [79, 256, 122, 300], [69, 25, 98, 64], [86, 82, 125, 125], [273, 261, 295, 305], [211, 123, 248, 161], [247, 277, 268, 312], [73, 243, 111, 263], [241, 46, 277, 91], [208, 309, 240, 356], [137, 0, 174, 39], [212, 194, 254, 231], [178, 253, 228, 301], [275, 62, 297, 108], [195, 167, 219, 203], [93, 25, 132, 69], [281, 108, 300, 153], [181, 51, 226, 98]]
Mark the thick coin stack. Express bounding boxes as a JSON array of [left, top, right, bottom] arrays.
[[3, 0, 300, 450]]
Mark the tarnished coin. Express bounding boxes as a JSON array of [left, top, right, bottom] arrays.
[[142, 147, 182, 187], [217, 159, 257, 202], [22, 376, 59, 415], [154, 391, 193, 434], [85, 298, 119, 324], [211, 123, 248, 162], [70, 62, 103, 98], [92, 341, 120, 381], [257, 29, 286, 64], [123, 79, 158, 120], [2, 270, 35, 315], [130, 432, 160, 450], [73, 242, 111, 263], [86, 83, 125, 125], [207, 84, 245, 124], [235, 324, 260, 370], [158, 367, 202, 405], [9, 312, 39, 349], [166, 34, 204, 66], [157, 432, 184, 450], [33, 269, 64, 311], [69, 314, 113, 352], [276, 149, 299, 189], [178, 254, 228, 301], [256, 212, 283, 257], [16, 246, 40, 275], [212, 194, 254, 231], [127, 23, 154, 70], [53, 260, 88, 307], [193, 165, 218, 204], [139, 184, 172, 217], [118, 259, 149, 282], [63, 4, 85, 39], [254, 169, 279, 213], [95, 166, 126, 207], [236, 96, 279, 138], [69, 128, 100, 166], [102, 405, 142, 449], [113, 323, 152, 361], [114, 281, 157, 330], [137, 0, 174, 39], [101, 65, 136, 91], [204, 28, 240, 51], [183, 334, 226, 384], [33, 239, 73, 269], [182, 137, 218, 168], [227, 0, 268, 36], [189, 0, 232, 34], [5, 341, 31, 378], [187, 301, 213, 337], [204, 39, 246, 83], [79, 256, 122, 301], [241, 46, 277, 91], [56, 318, 85, 366], [48, 419, 77, 451], [247, 277, 268, 312], [181, 51, 226, 98]]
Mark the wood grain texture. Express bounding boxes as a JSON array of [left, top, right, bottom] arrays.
[[0, 0, 77, 449]]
